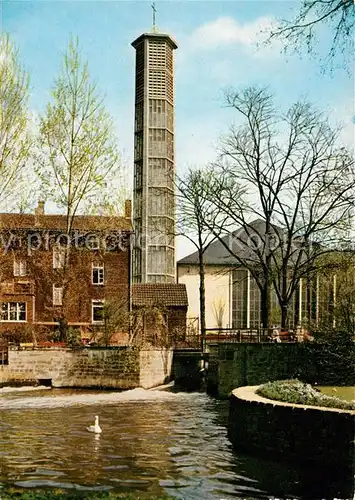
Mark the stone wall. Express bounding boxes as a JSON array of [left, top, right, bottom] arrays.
[[207, 341, 355, 398], [0, 365, 39, 386], [1, 347, 172, 389], [229, 386, 355, 499]]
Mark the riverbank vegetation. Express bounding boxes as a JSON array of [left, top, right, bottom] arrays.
[[256, 379, 355, 410]]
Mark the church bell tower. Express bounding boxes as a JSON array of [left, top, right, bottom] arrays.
[[131, 27, 178, 283]]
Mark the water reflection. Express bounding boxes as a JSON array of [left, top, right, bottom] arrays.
[[0, 388, 353, 499]]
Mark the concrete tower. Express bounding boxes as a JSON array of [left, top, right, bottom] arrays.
[[131, 31, 178, 283]]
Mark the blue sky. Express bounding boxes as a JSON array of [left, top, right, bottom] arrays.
[[1, 0, 353, 257]]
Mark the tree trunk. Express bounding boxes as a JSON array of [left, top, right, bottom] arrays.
[[260, 285, 270, 331], [198, 248, 206, 354], [58, 315, 68, 342], [281, 303, 288, 329]]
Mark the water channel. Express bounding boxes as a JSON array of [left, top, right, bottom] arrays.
[[0, 387, 352, 499]]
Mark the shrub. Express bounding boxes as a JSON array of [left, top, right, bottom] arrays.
[[297, 330, 355, 386], [256, 379, 355, 410], [66, 327, 82, 347]]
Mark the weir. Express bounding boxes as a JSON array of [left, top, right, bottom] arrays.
[[0, 347, 173, 390], [1, 346, 207, 392]]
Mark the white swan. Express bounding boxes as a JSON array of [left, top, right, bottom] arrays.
[[87, 415, 102, 434]]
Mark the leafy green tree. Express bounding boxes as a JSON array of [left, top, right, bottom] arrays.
[[37, 36, 120, 226], [0, 34, 31, 209], [36, 36, 122, 338]]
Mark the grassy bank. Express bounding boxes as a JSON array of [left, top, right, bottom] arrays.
[[256, 379, 355, 410], [0, 490, 259, 500]]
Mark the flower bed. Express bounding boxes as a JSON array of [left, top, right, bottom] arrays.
[[256, 379, 355, 410], [37, 342, 67, 348]]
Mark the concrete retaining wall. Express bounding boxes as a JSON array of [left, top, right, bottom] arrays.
[[229, 386, 355, 499], [139, 349, 173, 388], [0, 347, 172, 389]]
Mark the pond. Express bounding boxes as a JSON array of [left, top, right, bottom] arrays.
[[318, 386, 355, 402], [0, 387, 352, 499]]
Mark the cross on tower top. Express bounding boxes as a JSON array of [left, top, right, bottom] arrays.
[[151, 2, 158, 33]]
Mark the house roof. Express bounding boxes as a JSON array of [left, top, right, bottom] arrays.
[[0, 213, 132, 232], [132, 283, 188, 307], [177, 219, 287, 266]]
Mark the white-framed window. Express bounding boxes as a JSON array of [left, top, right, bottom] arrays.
[[92, 300, 104, 324], [1, 302, 26, 322], [53, 285, 63, 306], [14, 260, 27, 276], [92, 263, 104, 285], [53, 247, 65, 269], [87, 234, 100, 250]]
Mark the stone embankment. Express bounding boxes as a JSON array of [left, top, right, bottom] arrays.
[[207, 342, 355, 398], [228, 385, 355, 499]]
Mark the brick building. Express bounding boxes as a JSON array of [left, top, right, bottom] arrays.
[[0, 202, 132, 340]]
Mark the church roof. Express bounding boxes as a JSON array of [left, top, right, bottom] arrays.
[[132, 283, 188, 307], [131, 32, 178, 49], [177, 219, 286, 266]]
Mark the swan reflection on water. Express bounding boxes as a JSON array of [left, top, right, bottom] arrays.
[[93, 433, 101, 453]]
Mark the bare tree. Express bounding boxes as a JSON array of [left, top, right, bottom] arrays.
[[0, 34, 31, 209], [267, 0, 354, 71], [204, 86, 354, 329], [177, 168, 233, 350], [36, 36, 121, 337]]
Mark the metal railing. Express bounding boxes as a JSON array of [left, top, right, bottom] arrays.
[[205, 328, 297, 343], [173, 334, 201, 349], [173, 328, 298, 350]]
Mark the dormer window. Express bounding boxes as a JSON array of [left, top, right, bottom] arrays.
[[14, 260, 27, 277]]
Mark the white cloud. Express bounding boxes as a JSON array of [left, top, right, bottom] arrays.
[[189, 16, 276, 51]]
